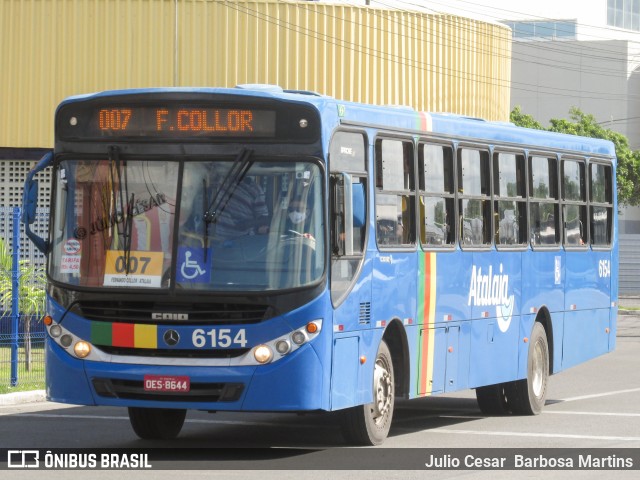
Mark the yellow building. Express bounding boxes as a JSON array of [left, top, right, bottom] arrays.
[[0, 0, 511, 204]]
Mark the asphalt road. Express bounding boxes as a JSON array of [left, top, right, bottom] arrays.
[[1, 314, 639, 479]]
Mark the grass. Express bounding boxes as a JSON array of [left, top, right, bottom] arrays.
[[0, 344, 45, 394]]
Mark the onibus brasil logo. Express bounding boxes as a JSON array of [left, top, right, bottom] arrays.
[[467, 263, 515, 332]]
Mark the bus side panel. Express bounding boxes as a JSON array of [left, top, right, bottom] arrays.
[[522, 250, 565, 373], [562, 309, 611, 370], [610, 239, 619, 351], [46, 337, 96, 405], [330, 252, 374, 409], [562, 250, 613, 369], [419, 327, 447, 394], [331, 337, 360, 410], [467, 251, 520, 388], [372, 250, 418, 394], [416, 251, 470, 396], [330, 331, 378, 410], [565, 251, 610, 310], [371, 251, 417, 328], [432, 252, 471, 328]]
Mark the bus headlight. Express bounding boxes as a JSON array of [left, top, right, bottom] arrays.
[[238, 320, 322, 366], [275, 340, 291, 355], [291, 330, 306, 345], [74, 341, 92, 359], [49, 324, 62, 338], [254, 344, 273, 364]]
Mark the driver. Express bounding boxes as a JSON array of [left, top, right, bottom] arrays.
[[179, 163, 270, 242]]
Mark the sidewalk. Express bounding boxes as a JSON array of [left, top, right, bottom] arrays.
[[0, 389, 45, 406], [619, 295, 640, 312]]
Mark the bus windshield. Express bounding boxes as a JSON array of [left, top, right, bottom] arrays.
[[49, 158, 325, 291]]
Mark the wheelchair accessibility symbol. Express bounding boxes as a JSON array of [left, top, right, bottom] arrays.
[[177, 247, 210, 283]]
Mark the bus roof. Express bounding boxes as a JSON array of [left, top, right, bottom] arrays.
[[59, 85, 617, 160]]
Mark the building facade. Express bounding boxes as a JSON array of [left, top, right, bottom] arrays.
[[0, 0, 512, 236]]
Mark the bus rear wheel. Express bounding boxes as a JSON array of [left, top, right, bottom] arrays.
[[341, 340, 395, 446], [128, 407, 187, 440], [475, 383, 510, 415], [507, 322, 549, 415]]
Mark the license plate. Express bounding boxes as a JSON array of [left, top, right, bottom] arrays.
[[143, 375, 190, 393]]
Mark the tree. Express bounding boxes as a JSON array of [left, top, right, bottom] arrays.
[[0, 236, 46, 371], [510, 106, 640, 207], [509, 106, 545, 130]]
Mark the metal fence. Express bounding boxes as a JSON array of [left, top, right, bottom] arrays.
[[0, 206, 49, 392], [620, 234, 640, 296]]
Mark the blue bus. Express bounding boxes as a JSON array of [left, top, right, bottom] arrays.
[[23, 85, 617, 445]]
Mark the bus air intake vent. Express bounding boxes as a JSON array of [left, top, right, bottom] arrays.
[[359, 302, 371, 324], [71, 301, 272, 325], [96, 346, 250, 359]]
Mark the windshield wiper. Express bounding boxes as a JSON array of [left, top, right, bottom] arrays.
[[204, 148, 254, 227], [108, 146, 134, 274]]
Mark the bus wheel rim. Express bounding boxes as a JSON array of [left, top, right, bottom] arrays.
[[373, 358, 393, 422], [532, 340, 545, 397]]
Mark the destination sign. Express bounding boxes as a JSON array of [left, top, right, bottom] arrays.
[[90, 106, 276, 138]]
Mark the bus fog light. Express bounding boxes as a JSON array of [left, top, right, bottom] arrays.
[[60, 334, 73, 348], [254, 345, 273, 364], [49, 325, 62, 338], [291, 331, 306, 345], [74, 341, 91, 358], [275, 340, 291, 355]]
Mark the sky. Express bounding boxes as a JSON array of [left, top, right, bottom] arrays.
[[364, 0, 607, 26]]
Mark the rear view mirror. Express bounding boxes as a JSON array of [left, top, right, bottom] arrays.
[[23, 180, 39, 225], [21, 151, 53, 253]]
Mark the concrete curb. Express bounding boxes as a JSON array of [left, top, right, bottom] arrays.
[[0, 390, 46, 406]]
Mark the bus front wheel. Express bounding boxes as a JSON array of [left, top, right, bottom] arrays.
[[128, 407, 187, 440], [341, 339, 395, 446]]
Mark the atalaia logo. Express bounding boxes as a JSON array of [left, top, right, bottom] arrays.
[[467, 263, 515, 333]]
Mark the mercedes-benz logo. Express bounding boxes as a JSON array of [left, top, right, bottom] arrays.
[[163, 329, 180, 347]]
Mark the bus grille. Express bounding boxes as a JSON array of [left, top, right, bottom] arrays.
[[70, 300, 271, 325], [92, 378, 244, 403], [96, 346, 250, 359]]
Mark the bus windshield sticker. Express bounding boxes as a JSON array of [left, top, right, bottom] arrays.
[[177, 247, 211, 283], [103, 250, 163, 288], [60, 255, 81, 274]]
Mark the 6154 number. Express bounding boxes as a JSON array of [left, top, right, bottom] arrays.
[[192, 328, 247, 348]]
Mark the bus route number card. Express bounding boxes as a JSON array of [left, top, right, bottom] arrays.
[[103, 250, 163, 288], [143, 375, 191, 393]]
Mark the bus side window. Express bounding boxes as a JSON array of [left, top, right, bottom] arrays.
[[493, 152, 527, 246], [529, 155, 560, 246], [375, 139, 415, 247], [590, 163, 613, 246], [562, 158, 588, 247], [458, 148, 491, 247], [419, 143, 455, 247]]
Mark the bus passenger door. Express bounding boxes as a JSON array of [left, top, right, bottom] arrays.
[[329, 172, 372, 409]]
